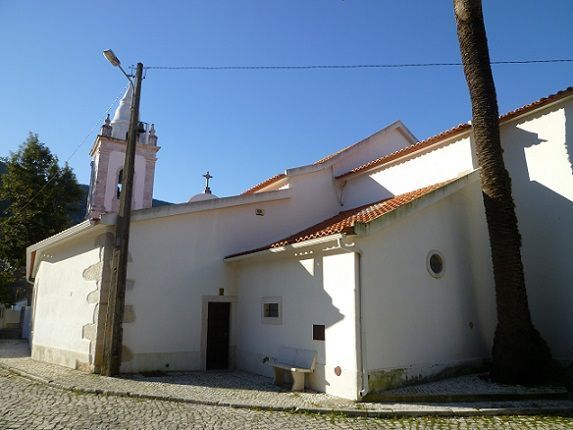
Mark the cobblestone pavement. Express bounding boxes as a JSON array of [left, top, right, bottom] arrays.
[[1, 341, 571, 417], [1, 369, 573, 430]]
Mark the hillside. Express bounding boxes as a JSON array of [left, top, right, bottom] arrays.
[[0, 161, 7, 214]]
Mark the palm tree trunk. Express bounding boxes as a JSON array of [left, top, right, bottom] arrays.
[[453, 0, 551, 383]]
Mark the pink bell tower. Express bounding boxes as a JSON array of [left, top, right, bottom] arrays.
[[86, 87, 160, 220]]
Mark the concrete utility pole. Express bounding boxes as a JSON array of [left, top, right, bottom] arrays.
[[101, 51, 143, 376]]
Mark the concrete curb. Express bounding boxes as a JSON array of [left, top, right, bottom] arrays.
[[1, 362, 572, 418], [372, 392, 569, 403]]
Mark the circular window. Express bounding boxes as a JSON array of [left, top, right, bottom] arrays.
[[427, 251, 445, 278]]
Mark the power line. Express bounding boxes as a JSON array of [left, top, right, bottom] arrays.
[[0, 87, 127, 221], [145, 58, 573, 71]]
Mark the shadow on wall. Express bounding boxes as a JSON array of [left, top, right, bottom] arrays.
[[502, 106, 573, 361], [234, 250, 348, 394], [306, 252, 350, 393], [338, 176, 393, 210]]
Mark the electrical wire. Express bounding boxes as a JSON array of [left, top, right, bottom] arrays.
[[145, 58, 573, 71], [2, 56, 571, 220], [0, 86, 127, 221]]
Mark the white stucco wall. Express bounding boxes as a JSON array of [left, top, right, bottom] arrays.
[[359, 181, 496, 391], [341, 136, 474, 210], [31, 230, 108, 370], [233, 251, 360, 399], [120, 169, 342, 373], [330, 123, 415, 177], [501, 100, 573, 362]]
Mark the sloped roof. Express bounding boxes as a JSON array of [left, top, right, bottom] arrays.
[[242, 121, 416, 195], [241, 141, 371, 195], [336, 123, 472, 179], [227, 180, 450, 259], [243, 86, 573, 190], [242, 173, 287, 195], [337, 86, 573, 179]]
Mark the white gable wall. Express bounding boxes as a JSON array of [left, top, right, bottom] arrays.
[[329, 123, 415, 177], [31, 228, 112, 371], [501, 100, 573, 362], [359, 181, 496, 391], [340, 136, 474, 210]]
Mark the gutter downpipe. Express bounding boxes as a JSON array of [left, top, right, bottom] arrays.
[[336, 234, 368, 399]]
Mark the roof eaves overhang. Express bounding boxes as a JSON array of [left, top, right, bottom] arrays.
[[26, 219, 111, 282], [132, 188, 292, 222], [335, 127, 472, 182], [225, 170, 480, 264], [498, 90, 573, 127], [224, 233, 346, 263], [284, 162, 328, 176], [336, 87, 573, 182], [255, 176, 289, 193], [354, 169, 481, 236], [314, 120, 419, 167]]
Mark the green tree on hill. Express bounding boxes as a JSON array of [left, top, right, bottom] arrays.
[[0, 258, 17, 306], [0, 133, 83, 267]]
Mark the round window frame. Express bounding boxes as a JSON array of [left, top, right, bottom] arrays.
[[426, 250, 445, 278]]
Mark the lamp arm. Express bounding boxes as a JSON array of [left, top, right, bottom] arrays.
[[118, 64, 135, 89]]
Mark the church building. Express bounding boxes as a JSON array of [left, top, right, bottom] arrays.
[[26, 86, 573, 400]]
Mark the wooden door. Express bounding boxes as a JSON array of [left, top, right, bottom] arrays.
[[206, 302, 230, 370]]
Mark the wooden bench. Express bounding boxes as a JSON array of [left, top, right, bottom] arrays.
[[271, 346, 317, 391]]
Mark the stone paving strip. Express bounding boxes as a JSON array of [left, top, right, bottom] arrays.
[[0, 341, 571, 418], [376, 373, 569, 402], [2, 369, 573, 430]]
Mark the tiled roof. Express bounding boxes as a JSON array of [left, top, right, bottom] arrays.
[[336, 123, 472, 179], [241, 86, 573, 194], [242, 141, 363, 195], [498, 86, 573, 122], [242, 173, 287, 195], [336, 86, 573, 179], [312, 143, 355, 165], [227, 181, 449, 259]]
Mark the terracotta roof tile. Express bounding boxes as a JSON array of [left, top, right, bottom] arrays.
[[336, 86, 573, 179], [499, 86, 573, 122], [336, 123, 472, 179], [228, 181, 449, 258], [241, 86, 573, 194], [312, 143, 355, 165], [242, 142, 359, 195], [242, 173, 287, 195]]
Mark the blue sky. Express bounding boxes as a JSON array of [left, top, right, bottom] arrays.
[[0, 1, 572, 203]]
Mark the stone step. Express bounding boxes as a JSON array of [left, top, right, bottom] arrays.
[[0, 328, 21, 339]]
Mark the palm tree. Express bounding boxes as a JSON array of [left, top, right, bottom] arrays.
[[453, 0, 551, 383]]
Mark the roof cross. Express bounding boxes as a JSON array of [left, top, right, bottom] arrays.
[[203, 171, 213, 194]]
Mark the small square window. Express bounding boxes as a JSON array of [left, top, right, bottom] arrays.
[[313, 324, 325, 341], [264, 303, 279, 318], [261, 297, 282, 325]]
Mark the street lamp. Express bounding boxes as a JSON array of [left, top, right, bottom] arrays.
[[101, 50, 144, 376], [103, 49, 134, 88]]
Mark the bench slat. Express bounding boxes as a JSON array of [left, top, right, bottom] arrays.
[[272, 363, 313, 373]]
